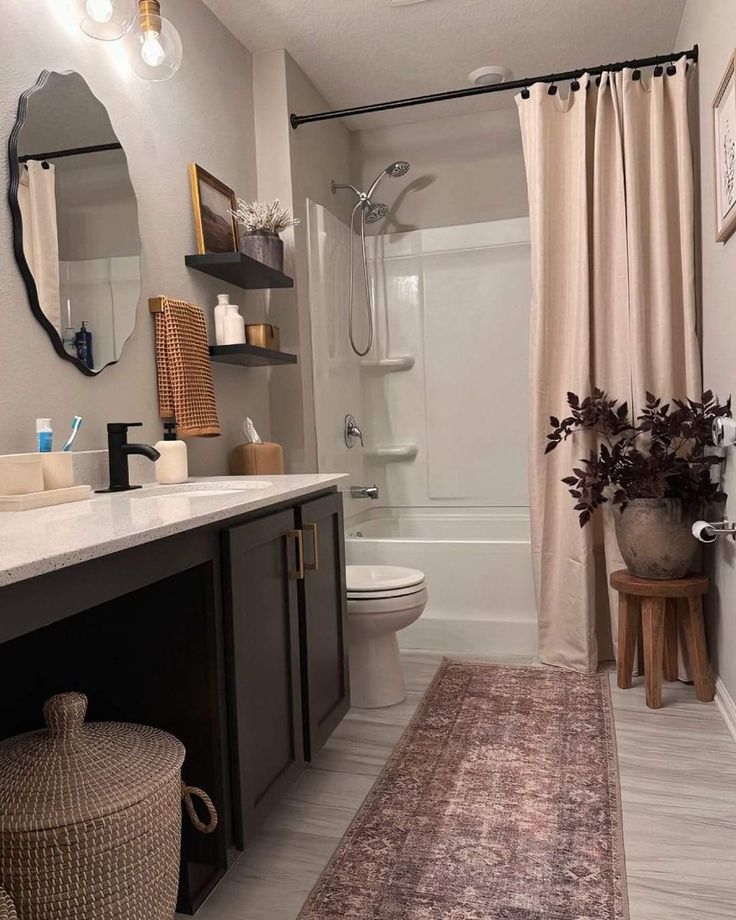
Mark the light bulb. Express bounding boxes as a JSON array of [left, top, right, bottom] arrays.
[[74, 0, 137, 40], [140, 29, 166, 67], [86, 0, 114, 22]]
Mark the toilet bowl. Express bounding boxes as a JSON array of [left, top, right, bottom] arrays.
[[346, 565, 428, 708]]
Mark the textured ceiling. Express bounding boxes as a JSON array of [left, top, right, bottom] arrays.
[[202, 0, 687, 128]]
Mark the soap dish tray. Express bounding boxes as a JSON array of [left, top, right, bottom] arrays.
[[0, 484, 93, 512]]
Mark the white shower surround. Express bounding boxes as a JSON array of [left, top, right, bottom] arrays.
[[307, 201, 536, 657]]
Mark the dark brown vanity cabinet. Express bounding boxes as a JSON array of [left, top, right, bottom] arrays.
[[225, 508, 306, 845], [224, 490, 350, 846], [298, 492, 350, 760]]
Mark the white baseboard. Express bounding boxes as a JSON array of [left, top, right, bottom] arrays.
[[715, 678, 736, 746], [398, 615, 537, 659]]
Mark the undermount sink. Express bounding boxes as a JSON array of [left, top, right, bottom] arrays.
[[129, 481, 273, 499]]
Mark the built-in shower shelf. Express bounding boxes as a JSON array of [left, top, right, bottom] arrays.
[[360, 356, 415, 373], [365, 444, 419, 462]]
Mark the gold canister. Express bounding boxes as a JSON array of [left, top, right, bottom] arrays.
[[245, 324, 280, 351]]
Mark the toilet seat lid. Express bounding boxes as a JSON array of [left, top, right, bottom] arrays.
[[345, 565, 425, 593]]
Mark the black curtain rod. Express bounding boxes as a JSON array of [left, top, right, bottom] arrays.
[[290, 45, 698, 128], [19, 142, 123, 163]]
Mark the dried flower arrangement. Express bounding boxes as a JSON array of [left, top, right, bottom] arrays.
[[546, 389, 731, 527], [229, 199, 300, 235]]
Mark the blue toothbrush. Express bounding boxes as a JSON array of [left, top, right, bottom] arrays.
[[62, 416, 83, 452]]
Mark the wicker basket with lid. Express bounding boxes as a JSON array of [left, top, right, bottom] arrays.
[[0, 692, 217, 920]]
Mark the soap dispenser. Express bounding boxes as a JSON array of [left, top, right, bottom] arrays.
[[154, 420, 188, 485]]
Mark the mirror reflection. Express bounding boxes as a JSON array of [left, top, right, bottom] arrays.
[[12, 71, 141, 374]]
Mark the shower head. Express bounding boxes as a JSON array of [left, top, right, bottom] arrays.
[[386, 160, 410, 177], [366, 159, 411, 198], [365, 202, 389, 223]]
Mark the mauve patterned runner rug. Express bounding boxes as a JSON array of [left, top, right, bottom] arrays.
[[299, 660, 628, 920]]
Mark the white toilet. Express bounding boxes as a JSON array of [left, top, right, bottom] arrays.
[[346, 565, 428, 708]]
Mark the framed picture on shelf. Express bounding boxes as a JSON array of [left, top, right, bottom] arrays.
[[713, 51, 736, 243], [189, 163, 239, 254]]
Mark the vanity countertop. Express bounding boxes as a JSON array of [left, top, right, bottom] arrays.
[[0, 475, 347, 588]]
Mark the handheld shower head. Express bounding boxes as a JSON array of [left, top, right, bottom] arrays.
[[367, 160, 411, 198], [365, 202, 389, 223], [386, 160, 410, 177]]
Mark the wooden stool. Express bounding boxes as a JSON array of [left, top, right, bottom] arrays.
[[610, 570, 714, 709]]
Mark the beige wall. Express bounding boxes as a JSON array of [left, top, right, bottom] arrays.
[[0, 0, 269, 474], [677, 0, 736, 700], [352, 106, 528, 233], [253, 50, 353, 472]]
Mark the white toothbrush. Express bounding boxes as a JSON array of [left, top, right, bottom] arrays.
[[62, 416, 83, 452]]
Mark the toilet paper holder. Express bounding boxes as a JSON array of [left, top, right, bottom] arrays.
[[692, 519, 736, 543]]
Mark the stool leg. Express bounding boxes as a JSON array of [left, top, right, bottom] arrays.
[[680, 595, 714, 703], [618, 594, 639, 690], [617, 593, 638, 690], [636, 613, 644, 676], [642, 597, 665, 709], [663, 599, 679, 682]]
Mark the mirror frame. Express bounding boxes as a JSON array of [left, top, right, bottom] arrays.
[[8, 70, 142, 376]]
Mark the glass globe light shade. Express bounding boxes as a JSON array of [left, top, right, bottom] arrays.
[[123, 15, 183, 82], [69, 0, 138, 41]]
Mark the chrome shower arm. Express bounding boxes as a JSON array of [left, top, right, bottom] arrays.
[[331, 180, 363, 197]]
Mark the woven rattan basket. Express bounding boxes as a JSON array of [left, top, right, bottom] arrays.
[[0, 692, 217, 920]]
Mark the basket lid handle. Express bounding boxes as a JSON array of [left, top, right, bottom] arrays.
[[43, 692, 88, 741]]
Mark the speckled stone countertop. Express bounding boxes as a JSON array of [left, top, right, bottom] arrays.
[[0, 475, 347, 588]]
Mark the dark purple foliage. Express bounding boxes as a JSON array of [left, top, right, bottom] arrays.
[[546, 389, 731, 527]]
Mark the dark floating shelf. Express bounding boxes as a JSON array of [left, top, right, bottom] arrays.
[[185, 252, 294, 290], [209, 344, 298, 367]]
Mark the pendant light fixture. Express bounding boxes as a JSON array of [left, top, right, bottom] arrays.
[[70, 0, 137, 40], [123, 1, 183, 82]]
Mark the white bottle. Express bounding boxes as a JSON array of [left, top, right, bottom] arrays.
[[214, 293, 231, 345], [154, 421, 188, 485], [222, 304, 246, 345]]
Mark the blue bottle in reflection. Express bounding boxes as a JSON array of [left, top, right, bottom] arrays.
[[74, 321, 94, 370]]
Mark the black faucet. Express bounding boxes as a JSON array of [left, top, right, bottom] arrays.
[[97, 423, 161, 493]]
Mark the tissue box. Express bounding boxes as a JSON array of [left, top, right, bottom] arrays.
[[229, 443, 285, 476]]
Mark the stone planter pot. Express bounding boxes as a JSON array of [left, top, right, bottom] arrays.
[[240, 230, 284, 273], [612, 498, 701, 579]]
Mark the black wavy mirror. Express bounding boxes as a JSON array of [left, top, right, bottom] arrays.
[[8, 71, 141, 375]]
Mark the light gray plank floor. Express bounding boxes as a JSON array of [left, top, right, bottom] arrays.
[[189, 652, 736, 920]]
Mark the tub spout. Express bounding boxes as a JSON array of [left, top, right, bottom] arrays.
[[351, 485, 379, 500]]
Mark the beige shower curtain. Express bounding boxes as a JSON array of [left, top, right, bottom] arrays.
[[517, 60, 701, 674], [18, 160, 61, 333]]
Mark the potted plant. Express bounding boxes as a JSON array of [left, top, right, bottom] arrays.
[[229, 198, 300, 273], [546, 389, 731, 579]]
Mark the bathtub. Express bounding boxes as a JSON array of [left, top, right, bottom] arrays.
[[345, 507, 538, 658]]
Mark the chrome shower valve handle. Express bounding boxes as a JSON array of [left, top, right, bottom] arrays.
[[344, 414, 364, 448]]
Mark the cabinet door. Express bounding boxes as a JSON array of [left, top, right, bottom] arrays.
[[224, 509, 305, 844], [298, 492, 350, 759]]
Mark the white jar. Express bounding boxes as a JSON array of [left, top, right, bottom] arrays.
[[154, 421, 188, 485]]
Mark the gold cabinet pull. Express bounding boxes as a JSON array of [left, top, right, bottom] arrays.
[[287, 529, 304, 580], [304, 523, 320, 571]]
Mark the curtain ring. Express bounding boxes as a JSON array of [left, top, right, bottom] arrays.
[[632, 68, 641, 81], [667, 60, 677, 76], [571, 78, 580, 92], [653, 64, 664, 77], [521, 83, 530, 100], [547, 76, 558, 96]]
